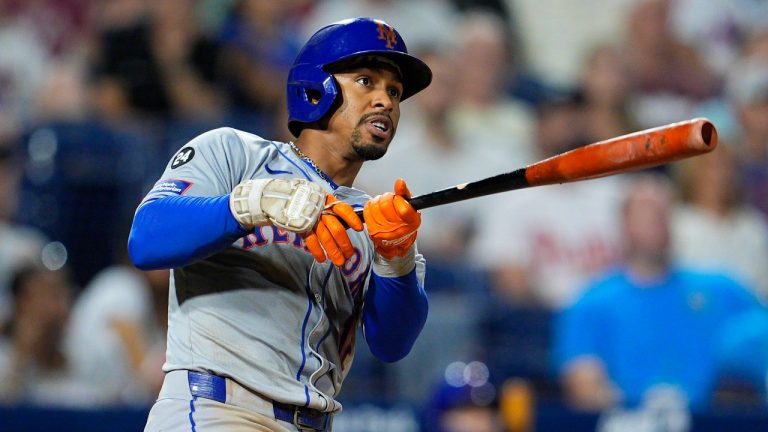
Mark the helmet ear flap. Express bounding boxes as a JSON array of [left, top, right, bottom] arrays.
[[287, 65, 339, 137]]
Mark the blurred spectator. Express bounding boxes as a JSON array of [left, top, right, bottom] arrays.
[[576, 45, 638, 142], [32, 56, 92, 122], [149, 0, 225, 116], [301, 0, 460, 55], [448, 10, 536, 166], [553, 174, 763, 412], [0, 264, 97, 406], [668, 0, 768, 76], [421, 361, 502, 432], [505, 0, 637, 88], [715, 307, 768, 403], [217, 0, 304, 139], [0, 2, 53, 123], [65, 264, 168, 405], [724, 36, 768, 220], [91, 0, 224, 121], [16, 121, 154, 287], [469, 97, 625, 309], [622, 0, 722, 128], [1, 0, 93, 58], [451, 0, 511, 24], [672, 145, 768, 300], [0, 126, 47, 329]]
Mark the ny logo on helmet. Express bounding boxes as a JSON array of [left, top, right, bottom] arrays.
[[375, 22, 398, 49]]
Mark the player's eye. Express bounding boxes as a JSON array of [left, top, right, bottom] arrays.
[[388, 87, 401, 100], [356, 76, 371, 87]]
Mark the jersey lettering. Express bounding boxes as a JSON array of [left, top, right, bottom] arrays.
[[272, 226, 290, 244], [240, 228, 310, 252]]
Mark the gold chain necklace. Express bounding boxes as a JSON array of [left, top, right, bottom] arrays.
[[288, 141, 335, 186]]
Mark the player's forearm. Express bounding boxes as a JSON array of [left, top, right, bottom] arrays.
[[128, 195, 247, 270], [362, 262, 428, 363]]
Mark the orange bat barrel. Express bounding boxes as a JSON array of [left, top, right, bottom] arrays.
[[524, 117, 718, 186], [354, 118, 718, 217]]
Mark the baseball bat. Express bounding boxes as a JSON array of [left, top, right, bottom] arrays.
[[355, 117, 717, 217]]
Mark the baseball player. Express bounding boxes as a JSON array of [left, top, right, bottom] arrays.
[[128, 18, 431, 432]]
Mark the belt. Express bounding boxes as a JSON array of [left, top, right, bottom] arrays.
[[187, 371, 331, 431]]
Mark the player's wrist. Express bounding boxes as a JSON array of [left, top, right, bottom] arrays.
[[372, 244, 417, 277]]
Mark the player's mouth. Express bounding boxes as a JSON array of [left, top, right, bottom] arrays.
[[362, 114, 393, 141]]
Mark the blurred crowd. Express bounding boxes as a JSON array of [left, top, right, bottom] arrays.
[[0, 0, 767, 430]]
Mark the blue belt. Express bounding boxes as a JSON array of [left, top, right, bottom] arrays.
[[187, 371, 330, 431]]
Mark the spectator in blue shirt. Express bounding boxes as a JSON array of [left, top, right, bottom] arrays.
[[716, 307, 768, 401], [552, 174, 762, 412]]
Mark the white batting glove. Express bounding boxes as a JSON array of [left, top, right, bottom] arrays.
[[230, 178, 325, 233]]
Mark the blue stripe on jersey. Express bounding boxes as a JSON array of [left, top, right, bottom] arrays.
[[189, 396, 198, 432], [320, 266, 333, 307], [296, 266, 334, 406], [270, 141, 339, 190], [314, 267, 335, 351], [264, 162, 293, 175], [269, 142, 312, 181], [315, 327, 333, 352], [297, 286, 313, 408], [297, 157, 339, 190], [296, 283, 314, 381]]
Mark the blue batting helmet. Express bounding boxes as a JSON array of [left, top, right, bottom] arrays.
[[286, 17, 433, 137]]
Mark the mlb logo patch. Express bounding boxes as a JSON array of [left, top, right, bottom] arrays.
[[149, 179, 193, 196]]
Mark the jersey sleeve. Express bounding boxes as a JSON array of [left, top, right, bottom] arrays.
[[128, 128, 256, 270], [141, 127, 251, 205]]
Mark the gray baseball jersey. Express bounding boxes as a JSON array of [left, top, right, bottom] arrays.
[[141, 127, 426, 413]]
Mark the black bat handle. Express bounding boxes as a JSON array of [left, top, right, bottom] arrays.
[[352, 168, 530, 221]]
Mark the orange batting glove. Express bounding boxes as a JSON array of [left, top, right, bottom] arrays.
[[303, 194, 363, 266], [363, 178, 421, 259]]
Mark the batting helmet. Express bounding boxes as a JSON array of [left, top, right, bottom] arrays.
[[286, 17, 433, 137]]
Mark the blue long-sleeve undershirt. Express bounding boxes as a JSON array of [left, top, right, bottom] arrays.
[[363, 269, 429, 363], [128, 195, 246, 270]]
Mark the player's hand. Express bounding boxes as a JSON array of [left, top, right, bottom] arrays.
[[364, 178, 421, 259], [303, 195, 363, 266], [230, 178, 326, 232]]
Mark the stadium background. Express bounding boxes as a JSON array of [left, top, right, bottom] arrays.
[[1, 0, 768, 431]]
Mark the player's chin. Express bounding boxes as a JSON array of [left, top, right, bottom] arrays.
[[353, 140, 389, 161]]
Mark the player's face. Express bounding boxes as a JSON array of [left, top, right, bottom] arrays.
[[331, 66, 403, 161]]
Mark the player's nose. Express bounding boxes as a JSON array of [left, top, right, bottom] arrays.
[[370, 88, 395, 111]]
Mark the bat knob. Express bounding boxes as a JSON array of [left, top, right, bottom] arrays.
[[694, 118, 717, 149]]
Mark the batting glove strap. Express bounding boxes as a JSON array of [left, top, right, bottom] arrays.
[[230, 178, 325, 233], [230, 179, 271, 228], [372, 244, 417, 277]]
